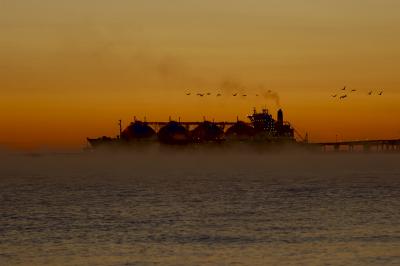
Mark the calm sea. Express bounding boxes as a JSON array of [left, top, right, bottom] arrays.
[[1, 148, 400, 265]]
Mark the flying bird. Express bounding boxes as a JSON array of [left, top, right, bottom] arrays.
[[207, 92, 211, 95], [242, 94, 247, 97], [332, 94, 337, 98], [342, 86, 346, 91], [186, 93, 191, 95], [232, 93, 237, 96], [368, 91, 373, 95], [378, 91, 383, 95], [339, 95, 347, 99], [197, 93, 204, 97], [216, 93, 221, 97], [351, 89, 356, 92]]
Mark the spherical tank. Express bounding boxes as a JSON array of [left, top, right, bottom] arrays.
[[158, 121, 190, 144], [121, 121, 156, 141], [225, 121, 255, 140], [191, 121, 224, 142]]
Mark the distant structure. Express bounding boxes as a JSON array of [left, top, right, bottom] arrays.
[[86, 107, 400, 152], [87, 107, 298, 148]]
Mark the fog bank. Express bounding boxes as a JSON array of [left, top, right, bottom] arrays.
[[1, 147, 399, 183]]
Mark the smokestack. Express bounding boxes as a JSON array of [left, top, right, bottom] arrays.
[[277, 109, 283, 126]]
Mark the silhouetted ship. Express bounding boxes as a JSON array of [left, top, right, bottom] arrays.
[[87, 108, 302, 148]]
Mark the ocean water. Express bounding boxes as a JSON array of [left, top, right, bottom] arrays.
[[1, 148, 400, 265]]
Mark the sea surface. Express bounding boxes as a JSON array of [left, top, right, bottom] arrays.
[[1, 148, 400, 265]]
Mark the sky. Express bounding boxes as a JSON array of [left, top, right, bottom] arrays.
[[1, 0, 400, 149]]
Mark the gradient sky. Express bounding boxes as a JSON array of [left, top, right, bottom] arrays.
[[1, 0, 400, 149]]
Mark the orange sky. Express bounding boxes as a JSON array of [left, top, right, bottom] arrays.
[[1, 0, 400, 149]]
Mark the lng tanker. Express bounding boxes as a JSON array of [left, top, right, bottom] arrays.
[[87, 108, 305, 148]]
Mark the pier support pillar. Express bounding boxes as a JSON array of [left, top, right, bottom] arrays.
[[334, 144, 340, 152], [363, 144, 371, 153]]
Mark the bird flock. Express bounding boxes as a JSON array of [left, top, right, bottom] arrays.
[[332, 86, 384, 100], [186, 92, 256, 97], [185, 90, 271, 97]]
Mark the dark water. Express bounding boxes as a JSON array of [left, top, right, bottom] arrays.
[[1, 149, 400, 265]]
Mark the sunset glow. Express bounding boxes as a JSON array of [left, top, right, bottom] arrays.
[[1, 0, 400, 149]]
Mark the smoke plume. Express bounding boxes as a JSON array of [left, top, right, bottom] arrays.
[[219, 79, 281, 107], [262, 90, 280, 107]]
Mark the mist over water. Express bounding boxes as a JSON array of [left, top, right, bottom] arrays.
[[1, 148, 400, 265]]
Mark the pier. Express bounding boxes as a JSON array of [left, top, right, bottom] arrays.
[[316, 139, 400, 152]]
